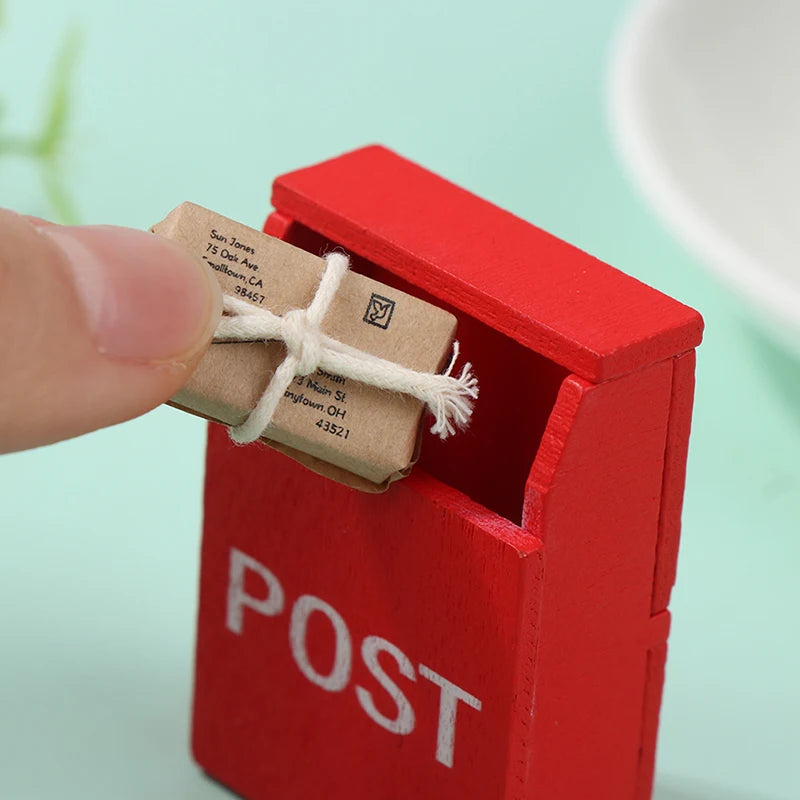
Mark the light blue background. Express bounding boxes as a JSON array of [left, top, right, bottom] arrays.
[[1, 1, 798, 798]]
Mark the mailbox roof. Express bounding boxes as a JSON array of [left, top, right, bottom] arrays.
[[271, 145, 703, 383]]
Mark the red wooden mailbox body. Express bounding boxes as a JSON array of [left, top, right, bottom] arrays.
[[193, 146, 703, 799]]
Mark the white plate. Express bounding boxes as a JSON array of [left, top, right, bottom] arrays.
[[609, 0, 800, 353]]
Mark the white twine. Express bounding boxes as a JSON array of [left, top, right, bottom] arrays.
[[213, 252, 478, 445]]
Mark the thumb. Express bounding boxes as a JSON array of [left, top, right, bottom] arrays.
[[0, 210, 222, 453]]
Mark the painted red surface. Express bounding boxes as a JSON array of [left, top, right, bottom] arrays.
[[193, 146, 703, 799]]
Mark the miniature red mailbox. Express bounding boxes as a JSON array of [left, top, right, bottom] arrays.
[[192, 146, 702, 799]]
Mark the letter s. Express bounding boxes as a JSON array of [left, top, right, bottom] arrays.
[[355, 636, 415, 735]]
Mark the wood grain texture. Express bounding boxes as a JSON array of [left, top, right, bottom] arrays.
[[270, 145, 703, 383]]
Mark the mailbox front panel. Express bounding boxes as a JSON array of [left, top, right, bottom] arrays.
[[194, 427, 543, 800]]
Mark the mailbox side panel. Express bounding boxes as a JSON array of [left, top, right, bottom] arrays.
[[193, 426, 543, 800], [652, 350, 697, 613], [521, 361, 674, 800]]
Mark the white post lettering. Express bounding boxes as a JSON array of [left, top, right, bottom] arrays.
[[355, 636, 416, 735], [418, 664, 482, 768], [290, 595, 352, 692], [226, 547, 285, 635]]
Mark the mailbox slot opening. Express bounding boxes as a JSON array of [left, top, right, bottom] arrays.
[[279, 222, 569, 526]]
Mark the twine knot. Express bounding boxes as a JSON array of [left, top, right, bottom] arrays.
[[214, 251, 478, 447], [281, 308, 322, 376]]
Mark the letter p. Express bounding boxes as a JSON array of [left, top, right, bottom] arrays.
[[226, 547, 285, 635]]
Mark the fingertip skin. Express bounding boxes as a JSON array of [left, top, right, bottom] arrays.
[[41, 224, 222, 363], [0, 211, 222, 452]]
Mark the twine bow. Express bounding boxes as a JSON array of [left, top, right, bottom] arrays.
[[214, 252, 478, 444]]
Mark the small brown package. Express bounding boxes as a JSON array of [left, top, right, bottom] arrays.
[[151, 203, 458, 491]]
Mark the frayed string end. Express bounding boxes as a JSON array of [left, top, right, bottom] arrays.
[[428, 347, 479, 439]]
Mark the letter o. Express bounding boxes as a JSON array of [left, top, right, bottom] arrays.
[[289, 595, 352, 692]]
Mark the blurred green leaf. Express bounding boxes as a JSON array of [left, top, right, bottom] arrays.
[[34, 27, 82, 161], [0, 135, 37, 155], [42, 160, 79, 225], [0, 13, 83, 222], [33, 27, 83, 222]]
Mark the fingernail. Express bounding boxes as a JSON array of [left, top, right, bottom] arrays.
[[42, 225, 222, 363]]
